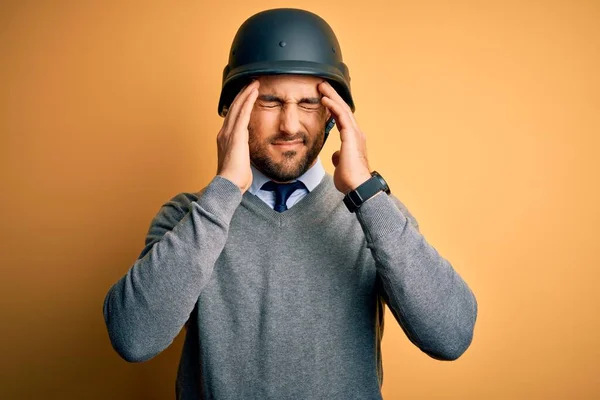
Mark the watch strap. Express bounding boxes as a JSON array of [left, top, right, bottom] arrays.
[[343, 171, 390, 213]]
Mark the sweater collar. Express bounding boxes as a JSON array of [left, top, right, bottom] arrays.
[[242, 172, 342, 226], [248, 157, 325, 196]]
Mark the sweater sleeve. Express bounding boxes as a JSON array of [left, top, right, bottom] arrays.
[[102, 176, 242, 363], [355, 192, 478, 361]]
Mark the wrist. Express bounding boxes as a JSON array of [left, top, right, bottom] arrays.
[[348, 171, 372, 193], [216, 172, 248, 194], [343, 171, 390, 213]]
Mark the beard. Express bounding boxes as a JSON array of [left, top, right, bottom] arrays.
[[249, 126, 325, 182]]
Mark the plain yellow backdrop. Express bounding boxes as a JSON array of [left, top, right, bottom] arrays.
[[1, 1, 598, 399]]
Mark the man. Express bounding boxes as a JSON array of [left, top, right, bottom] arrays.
[[103, 8, 478, 400]]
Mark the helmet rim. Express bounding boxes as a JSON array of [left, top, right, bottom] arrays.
[[218, 60, 354, 117]]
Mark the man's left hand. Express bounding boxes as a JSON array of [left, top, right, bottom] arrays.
[[318, 81, 371, 194]]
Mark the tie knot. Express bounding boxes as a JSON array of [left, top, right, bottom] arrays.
[[260, 180, 306, 212]]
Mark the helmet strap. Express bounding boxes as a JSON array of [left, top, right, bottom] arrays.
[[322, 117, 336, 148]]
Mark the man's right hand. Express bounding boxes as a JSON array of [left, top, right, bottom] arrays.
[[216, 80, 260, 193]]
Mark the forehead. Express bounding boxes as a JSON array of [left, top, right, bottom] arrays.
[[256, 74, 323, 97]]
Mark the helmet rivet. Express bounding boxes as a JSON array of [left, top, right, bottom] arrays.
[[279, 41, 287, 47], [332, 47, 336, 53]]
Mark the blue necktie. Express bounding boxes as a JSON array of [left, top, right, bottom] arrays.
[[261, 180, 306, 212]]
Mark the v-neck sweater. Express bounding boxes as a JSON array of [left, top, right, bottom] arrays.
[[103, 174, 478, 400]]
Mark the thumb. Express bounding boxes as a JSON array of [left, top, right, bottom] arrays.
[[331, 150, 340, 167]]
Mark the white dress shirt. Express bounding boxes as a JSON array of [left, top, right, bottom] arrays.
[[248, 157, 326, 210]]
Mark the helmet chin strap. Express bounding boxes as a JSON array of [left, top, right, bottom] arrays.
[[321, 117, 336, 149]]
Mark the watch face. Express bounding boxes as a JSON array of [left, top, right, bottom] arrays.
[[372, 171, 390, 194]]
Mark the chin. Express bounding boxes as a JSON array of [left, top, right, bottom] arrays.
[[255, 154, 312, 182], [251, 138, 321, 181]]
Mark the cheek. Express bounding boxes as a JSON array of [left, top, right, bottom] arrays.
[[304, 113, 327, 131], [251, 111, 279, 131], [248, 114, 275, 145]]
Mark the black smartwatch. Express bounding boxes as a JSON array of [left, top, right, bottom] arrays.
[[343, 171, 391, 213]]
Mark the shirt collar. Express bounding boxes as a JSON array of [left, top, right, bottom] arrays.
[[248, 157, 326, 195]]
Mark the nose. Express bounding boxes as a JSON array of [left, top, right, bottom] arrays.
[[279, 104, 302, 136]]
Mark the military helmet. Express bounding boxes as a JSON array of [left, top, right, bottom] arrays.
[[218, 8, 354, 138]]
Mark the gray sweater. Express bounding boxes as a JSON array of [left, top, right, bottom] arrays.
[[103, 174, 477, 399]]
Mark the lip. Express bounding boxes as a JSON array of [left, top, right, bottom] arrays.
[[271, 140, 304, 148]]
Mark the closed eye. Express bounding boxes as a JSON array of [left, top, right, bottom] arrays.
[[258, 101, 281, 108], [298, 97, 323, 111], [299, 103, 322, 111], [256, 95, 322, 111]]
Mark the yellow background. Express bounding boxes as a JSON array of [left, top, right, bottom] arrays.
[[1, 1, 598, 399]]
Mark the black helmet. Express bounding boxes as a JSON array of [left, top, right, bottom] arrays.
[[218, 8, 354, 139]]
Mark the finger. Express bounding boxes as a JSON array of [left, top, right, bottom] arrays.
[[321, 96, 358, 137], [229, 83, 250, 112], [331, 150, 340, 167], [318, 82, 359, 130], [318, 81, 356, 121], [219, 81, 258, 148], [224, 80, 260, 132], [225, 80, 258, 125], [223, 81, 250, 120], [232, 86, 259, 142], [318, 81, 350, 110]]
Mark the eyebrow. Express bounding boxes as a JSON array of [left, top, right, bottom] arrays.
[[258, 94, 322, 104]]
